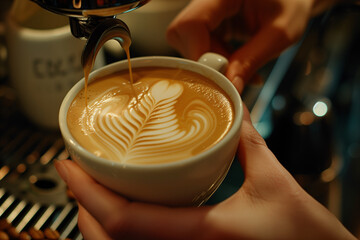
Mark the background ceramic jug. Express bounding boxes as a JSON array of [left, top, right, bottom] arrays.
[[5, 1, 105, 129]]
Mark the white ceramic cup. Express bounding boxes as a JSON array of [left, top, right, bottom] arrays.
[[5, 8, 104, 129], [59, 53, 243, 206]]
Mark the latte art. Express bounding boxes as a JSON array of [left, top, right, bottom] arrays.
[[67, 67, 234, 164]]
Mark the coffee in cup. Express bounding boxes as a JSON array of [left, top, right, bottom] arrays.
[[67, 66, 234, 164], [59, 53, 243, 206]]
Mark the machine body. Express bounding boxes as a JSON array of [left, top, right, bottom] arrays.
[[30, 0, 149, 38]]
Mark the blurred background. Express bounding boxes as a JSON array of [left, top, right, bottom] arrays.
[[0, 0, 359, 239]]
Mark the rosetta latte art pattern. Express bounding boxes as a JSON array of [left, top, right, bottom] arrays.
[[80, 80, 218, 164]]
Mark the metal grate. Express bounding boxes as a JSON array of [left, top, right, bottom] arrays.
[[0, 85, 81, 239]]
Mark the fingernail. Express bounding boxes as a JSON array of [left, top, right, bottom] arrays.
[[232, 76, 244, 93], [54, 160, 69, 183]]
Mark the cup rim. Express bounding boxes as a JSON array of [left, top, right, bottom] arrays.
[[59, 55, 243, 170]]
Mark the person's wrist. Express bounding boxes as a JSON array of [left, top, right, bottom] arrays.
[[311, 0, 359, 16], [310, 0, 338, 16]]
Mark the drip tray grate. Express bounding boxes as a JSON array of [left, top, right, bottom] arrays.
[[0, 85, 81, 239]]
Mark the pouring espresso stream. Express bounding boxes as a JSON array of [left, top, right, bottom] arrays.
[[81, 18, 134, 106]]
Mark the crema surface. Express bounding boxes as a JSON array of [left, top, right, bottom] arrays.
[[67, 67, 234, 164]]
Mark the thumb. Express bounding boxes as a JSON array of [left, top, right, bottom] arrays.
[[236, 106, 286, 181]]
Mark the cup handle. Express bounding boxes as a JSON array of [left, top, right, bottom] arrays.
[[197, 52, 229, 74]]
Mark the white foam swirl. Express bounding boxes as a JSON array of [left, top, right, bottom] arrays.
[[80, 79, 219, 163]]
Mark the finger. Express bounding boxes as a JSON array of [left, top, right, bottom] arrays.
[[54, 160, 129, 224], [226, 23, 298, 86], [236, 106, 283, 178], [231, 73, 264, 93], [236, 106, 299, 199], [167, 20, 211, 60], [77, 204, 112, 240], [166, 0, 242, 60], [249, 73, 264, 86], [110, 203, 210, 239], [55, 160, 211, 240]]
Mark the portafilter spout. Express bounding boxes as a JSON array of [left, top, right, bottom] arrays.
[[81, 17, 132, 78], [29, 0, 149, 39]]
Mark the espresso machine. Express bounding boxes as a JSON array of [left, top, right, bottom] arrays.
[[28, 0, 150, 75], [29, 0, 149, 39]]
